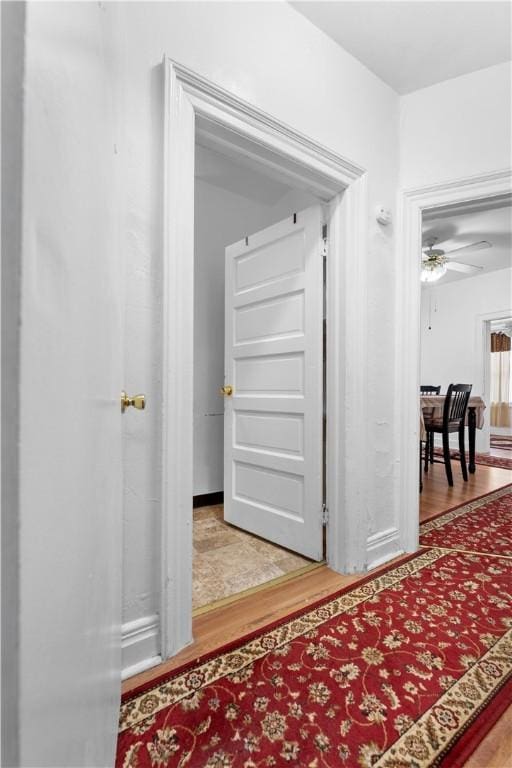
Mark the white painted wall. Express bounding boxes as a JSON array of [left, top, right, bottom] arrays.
[[194, 175, 316, 496], [400, 62, 512, 188], [420, 268, 512, 451]]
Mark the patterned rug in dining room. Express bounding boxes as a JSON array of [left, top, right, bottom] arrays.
[[432, 447, 512, 470], [117, 548, 512, 768], [490, 434, 512, 451]]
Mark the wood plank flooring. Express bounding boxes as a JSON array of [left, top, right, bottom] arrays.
[[419, 461, 510, 522], [123, 462, 512, 766]]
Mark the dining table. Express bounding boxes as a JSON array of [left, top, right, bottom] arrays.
[[420, 394, 486, 475]]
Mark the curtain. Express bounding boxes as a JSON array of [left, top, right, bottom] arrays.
[[490, 332, 511, 427]]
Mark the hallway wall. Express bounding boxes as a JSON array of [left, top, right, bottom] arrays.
[[119, 0, 400, 673], [400, 62, 512, 188]]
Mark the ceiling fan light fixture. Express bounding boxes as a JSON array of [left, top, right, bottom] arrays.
[[421, 261, 447, 283]]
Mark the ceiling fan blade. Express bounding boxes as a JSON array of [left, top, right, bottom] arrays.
[[443, 240, 492, 257], [445, 261, 483, 274]]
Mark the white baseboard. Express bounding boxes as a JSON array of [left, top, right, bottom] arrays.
[[122, 614, 161, 680], [366, 527, 403, 570]]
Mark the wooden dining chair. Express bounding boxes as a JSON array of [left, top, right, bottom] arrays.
[[423, 383, 472, 487], [420, 385, 441, 467]]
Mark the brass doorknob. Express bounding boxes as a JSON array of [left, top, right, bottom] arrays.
[[121, 391, 146, 413], [219, 385, 233, 397]]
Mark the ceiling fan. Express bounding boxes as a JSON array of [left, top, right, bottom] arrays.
[[421, 237, 491, 283]]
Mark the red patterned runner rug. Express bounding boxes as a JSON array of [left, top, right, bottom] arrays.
[[420, 486, 512, 557], [117, 548, 512, 768]]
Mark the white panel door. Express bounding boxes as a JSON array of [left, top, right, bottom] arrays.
[[224, 206, 324, 560]]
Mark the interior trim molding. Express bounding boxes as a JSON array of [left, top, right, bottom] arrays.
[[121, 615, 160, 681], [161, 56, 369, 661], [172, 61, 364, 187], [366, 526, 402, 570], [395, 168, 512, 555]]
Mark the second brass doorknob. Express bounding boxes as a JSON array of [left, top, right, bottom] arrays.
[[219, 385, 233, 396], [121, 391, 146, 413]]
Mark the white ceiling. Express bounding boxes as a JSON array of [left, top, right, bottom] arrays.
[[422, 201, 512, 284], [291, 1, 512, 94]]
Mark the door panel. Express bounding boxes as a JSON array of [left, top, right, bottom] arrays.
[[235, 412, 304, 457], [234, 291, 304, 344], [234, 230, 305, 291], [224, 206, 324, 560], [234, 352, 305, 395]]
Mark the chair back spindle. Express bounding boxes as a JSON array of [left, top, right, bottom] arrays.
[[443, 384, 472, 425]]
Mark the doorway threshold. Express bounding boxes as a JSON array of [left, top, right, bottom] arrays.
[[193, 561, 325, 618]]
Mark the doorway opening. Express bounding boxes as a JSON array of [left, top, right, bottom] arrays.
[[488, 316, 512, 457], [416, 190, 512, 517], [192, 140, 327, 612], [161, 59, 368, 661]]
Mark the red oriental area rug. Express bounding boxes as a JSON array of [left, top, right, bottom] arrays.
[[490, 434, 512, 452], [420, 486, 512, 557], [117, 549, 512, 768]]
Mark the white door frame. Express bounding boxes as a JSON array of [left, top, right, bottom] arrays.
[[161, 58, 369, 659], [396, 168, 512, 554]]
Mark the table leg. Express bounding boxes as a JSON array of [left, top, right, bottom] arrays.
[[468, 407, 476, 474]]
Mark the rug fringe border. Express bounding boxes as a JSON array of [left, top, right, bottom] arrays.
[[374, 631, 512, 768]]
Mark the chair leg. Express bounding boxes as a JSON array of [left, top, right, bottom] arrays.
[[459, 425, 468, 481], [424, 434, 430, 473], [442, 431, 453, 486], [429, 432, 435, 464]]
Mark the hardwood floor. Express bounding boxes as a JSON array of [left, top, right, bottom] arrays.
[[464, 707, 512, 768], [419, 460, 511, 522], [123, 462, 512, 766]]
